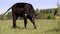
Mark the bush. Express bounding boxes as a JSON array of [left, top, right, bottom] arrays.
[[47, 14, 55, 19], [0, 15, 8, 20]]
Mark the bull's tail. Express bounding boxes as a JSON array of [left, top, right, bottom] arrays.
[[3, 7, 12, 15]]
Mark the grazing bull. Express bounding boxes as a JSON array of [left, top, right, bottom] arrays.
[[3, 2, 37, 29]]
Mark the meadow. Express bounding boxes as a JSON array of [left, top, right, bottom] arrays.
[[0, 19, 60, 34]]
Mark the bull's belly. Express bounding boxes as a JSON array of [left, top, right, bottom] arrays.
[[18, 14, 24, 17]]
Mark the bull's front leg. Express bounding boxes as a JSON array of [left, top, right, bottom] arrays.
[[28, 16, 37, 29], [24, 15, 27, 28], [31, 18, 37, 29]]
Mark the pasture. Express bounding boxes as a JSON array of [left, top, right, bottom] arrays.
[[0, 19, 60, 34]]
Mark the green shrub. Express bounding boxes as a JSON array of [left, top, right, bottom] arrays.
[[47, 14, 55, 19]]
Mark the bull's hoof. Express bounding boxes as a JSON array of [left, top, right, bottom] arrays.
[[24, 26, 27, 29], [34, 26, 37, 29], [13, 26, 17, 29]]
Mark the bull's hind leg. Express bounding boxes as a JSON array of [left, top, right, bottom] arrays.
[[29, 17, 37, 29], [24, 16, 27, 28], [13, 15, 18, 28]]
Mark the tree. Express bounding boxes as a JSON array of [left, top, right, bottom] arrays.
[[35, 8, 39, 14]]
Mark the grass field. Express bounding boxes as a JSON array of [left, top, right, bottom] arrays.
[[0, 19, 60, 34]]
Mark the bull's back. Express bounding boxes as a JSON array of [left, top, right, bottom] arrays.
[[12, 2, 35, 17], [12, 3, 28, 8]]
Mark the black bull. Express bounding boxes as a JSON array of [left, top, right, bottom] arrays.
[[3, 2, 37, 29]]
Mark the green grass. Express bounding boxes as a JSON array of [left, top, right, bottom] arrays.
[[0, 19, 60, 34]]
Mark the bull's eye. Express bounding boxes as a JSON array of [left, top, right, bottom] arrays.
[[25, 13, 27, 16]]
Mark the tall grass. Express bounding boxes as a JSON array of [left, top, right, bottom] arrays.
[[0, 20, 60, 34]]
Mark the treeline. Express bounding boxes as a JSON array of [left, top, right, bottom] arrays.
[[0, 8, 58, 20], [35, 8, 57, 19]]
